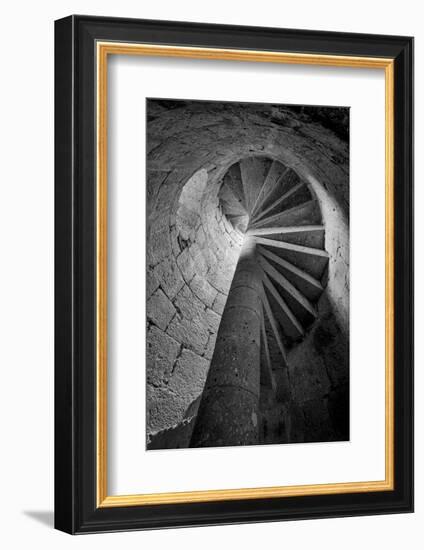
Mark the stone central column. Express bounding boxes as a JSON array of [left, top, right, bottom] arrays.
[[190, 236, 263, 447]]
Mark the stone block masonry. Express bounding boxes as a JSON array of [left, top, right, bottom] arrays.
[[146, 165, 243, 444]]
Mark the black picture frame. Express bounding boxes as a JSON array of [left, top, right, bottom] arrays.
[[55, 14, 413, 534]]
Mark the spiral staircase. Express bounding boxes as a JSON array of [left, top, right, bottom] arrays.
[[146, 100, 350, 450], [218, 156, 329, 392]]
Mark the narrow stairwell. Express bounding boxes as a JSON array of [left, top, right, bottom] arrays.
[[190, 156, 330, 448]]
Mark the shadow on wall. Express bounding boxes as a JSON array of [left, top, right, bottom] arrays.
[[23, 511, 54, 529]]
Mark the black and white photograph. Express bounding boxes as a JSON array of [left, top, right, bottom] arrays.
[[146, 98, 350, 450], [0, 0, 417, 543]]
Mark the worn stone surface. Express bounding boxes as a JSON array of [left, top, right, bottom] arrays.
[[166, 315, 210, 355], [207, 262, 236, 295], [173, 284, 206, 321], [147, 226, 172, 267], [146, 325, 180, 386], [146, 170, 169, 212], [286, 296, 349, 441], [187, 243, 209, 277], [152, 257, 185, 300], [146, 348, 211, 447], [189, 273, 217, 308], [146, 269, 160, 299], [168, 349, 210, 403], [176, 247, 196, 283], [211, 291, 228, 315], [176, 203, 200, 241], [147, 416, 196, 449], [146, 386, 187, 434], [191, 254, 263, 448], [204, 307, 221, 334], [287, 336, 332, 405], [146, 289, 176, 330], [204, 332, 217, 360]]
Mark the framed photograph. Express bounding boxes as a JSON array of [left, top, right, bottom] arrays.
[[54, 15, 413, 533]]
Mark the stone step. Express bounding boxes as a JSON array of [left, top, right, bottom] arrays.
[[258, 237, 328, 280], [252, 226, 325, 249], [250, 200, 322, 229], [257, 245, 323, 300], [262, 271, 304, 338], [260, 282, 288, 365], [239, 157, 272, 214], [220, 200, 247, 218], [227, 213, 249, 232], [259, 310, 276, 392], [223, 162, 247, 210], [254, 236, 328, 258], [258, 254, 318, 320], [219, 183, 247, 214], [248, 225, 324, 236], [251, 161, 289, 217], [251, 181, 306, 224], [258, 168, 299, 214], [248, 225, 324, 245]]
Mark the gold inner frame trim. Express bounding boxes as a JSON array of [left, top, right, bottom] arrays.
[[96, 41, 395, 508]]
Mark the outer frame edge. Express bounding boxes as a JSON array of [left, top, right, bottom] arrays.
[[54, 14, 77, 535]]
